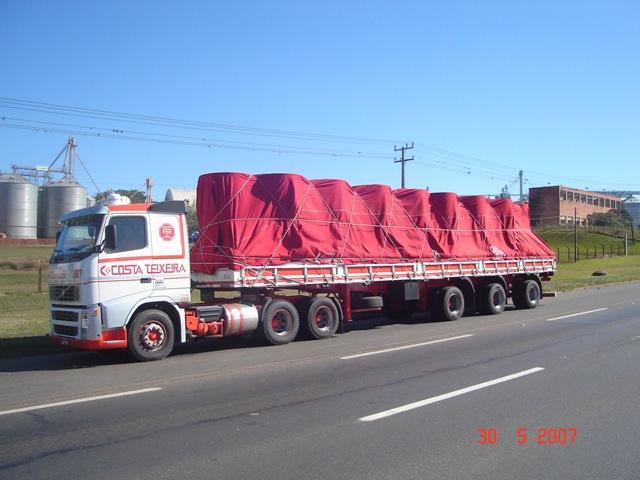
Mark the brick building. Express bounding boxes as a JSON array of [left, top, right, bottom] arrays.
[[528, 186, 621, 228]]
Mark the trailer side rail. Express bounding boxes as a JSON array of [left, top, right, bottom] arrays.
[[190, 257, 556, 288]]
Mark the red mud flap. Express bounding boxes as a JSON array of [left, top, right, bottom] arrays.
[[542, 292, 557, 298], [49, 328, 128, 350]]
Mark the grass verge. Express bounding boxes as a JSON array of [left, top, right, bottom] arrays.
[[546, 255, 640, 292], [0, 270, 60, 358]]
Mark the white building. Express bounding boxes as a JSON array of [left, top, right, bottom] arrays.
[[165, 188, 196, 207]]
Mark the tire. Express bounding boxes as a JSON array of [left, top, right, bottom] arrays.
[[127, 309, 174, 361], [301, 297, 340, 340], [430, 286, 464, 321], [259, 299, 300, 345], [352, 296, 384, 309], [512, 279, 540, 309], [478, 283, 507, 315]]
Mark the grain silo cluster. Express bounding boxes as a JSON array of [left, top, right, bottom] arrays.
[[0, 137, 92, 239]]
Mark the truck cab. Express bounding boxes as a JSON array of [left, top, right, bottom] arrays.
[[48, 196, 190, 358]]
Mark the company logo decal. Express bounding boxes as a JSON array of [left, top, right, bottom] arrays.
[[100, 263, 187, 276], [159, 223, 175, 241]]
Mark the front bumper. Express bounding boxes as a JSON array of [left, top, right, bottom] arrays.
[[49, 328, 128, 350], [50, 304, 128, 350]]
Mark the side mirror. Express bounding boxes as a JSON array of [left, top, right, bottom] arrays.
[[104, 224, 118, 251]]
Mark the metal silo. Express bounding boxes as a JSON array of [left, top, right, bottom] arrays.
[[39, 177, 88, 238], [0, 173, 38, 238]]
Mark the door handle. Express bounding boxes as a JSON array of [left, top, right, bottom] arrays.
[[140, 277, 152, 284]]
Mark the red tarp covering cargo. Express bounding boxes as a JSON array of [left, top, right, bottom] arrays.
[[190, 172, 555, 274], [512, 202, 556, 257], [311, 179, 397, 262], [352, 184, 434, 261]]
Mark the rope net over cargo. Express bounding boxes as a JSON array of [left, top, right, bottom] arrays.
[[190, 172, 555, 274]]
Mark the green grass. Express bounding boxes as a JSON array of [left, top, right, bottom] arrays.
[[537, 230, 640, 262], [0, 271, 50, 337], [547, 255, 640, 292], [0, 270, 58, 357], [0, 245, 53, 270]]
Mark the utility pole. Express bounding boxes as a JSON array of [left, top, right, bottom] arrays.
[[574, 207, 578, 262], [145, 177, 153, 203], [394, 142, 414, 188], [519, 170, 524, 201]]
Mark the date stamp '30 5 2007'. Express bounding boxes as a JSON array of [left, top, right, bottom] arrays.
[[477, 427, 578, 446]]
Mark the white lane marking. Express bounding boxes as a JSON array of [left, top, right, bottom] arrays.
[[546, 308, 608, 322], [340, 334, 474, 360], [359, 367, 544, 422], [0, 387, 162, 417]]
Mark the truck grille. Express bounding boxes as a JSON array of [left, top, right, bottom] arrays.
[[49, 285, 79, 302], [53, 325, 78, 337], [51, 310, 78, 322]]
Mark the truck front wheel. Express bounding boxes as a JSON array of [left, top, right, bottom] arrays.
[[128, 309, 175, 361]]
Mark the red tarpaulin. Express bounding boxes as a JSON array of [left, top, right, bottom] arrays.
[[190, 172, 555, 274]]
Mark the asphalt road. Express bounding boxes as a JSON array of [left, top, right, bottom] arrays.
[[1, 283, 639, 480]]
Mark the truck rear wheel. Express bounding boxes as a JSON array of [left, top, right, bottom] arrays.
[[478, 283, 506, 315], [430, 286, 464, 321], [512, 280, 540, 309], [260, 300, 300, 345], [301, 297, 339, 339], [128, 309, 174, 361]]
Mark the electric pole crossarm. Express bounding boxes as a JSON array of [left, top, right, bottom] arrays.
[[394, 142, 414, 188]]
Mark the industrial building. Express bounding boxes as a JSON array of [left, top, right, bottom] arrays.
[[528, 186, 621, 228]]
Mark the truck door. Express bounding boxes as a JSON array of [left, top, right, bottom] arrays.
[[97, 214, 153, 326], [147, 213, 190, 301]]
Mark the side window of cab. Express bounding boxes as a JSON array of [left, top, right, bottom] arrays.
[[106, 216, 147, 253]]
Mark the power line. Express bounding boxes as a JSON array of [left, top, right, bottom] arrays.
[[0, 122, 394, 160], [0, 115, 394, 158], [0, 97, 402, 145]]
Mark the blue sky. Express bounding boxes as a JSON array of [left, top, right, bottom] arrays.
[[1, 0, 638, 198]]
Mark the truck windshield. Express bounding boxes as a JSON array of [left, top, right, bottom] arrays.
[[50, 214, 105, 264]]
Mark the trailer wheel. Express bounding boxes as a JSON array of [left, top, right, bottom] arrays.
[[127, 309, 174, 361], [478, 283, 507, 315], [301, 297, 339, 339], [430, 286, 464, 321], [260, 300, 299, 345], [512, 280, 540, 309]]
